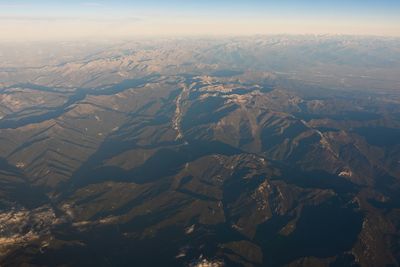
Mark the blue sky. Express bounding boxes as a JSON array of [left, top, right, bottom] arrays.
[[2, 0, 400, 16], [0, 0, 399, 40]]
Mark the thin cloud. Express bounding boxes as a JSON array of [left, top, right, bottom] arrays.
[[0, 16, 79, 22], [0, 4, 29, 8], [0, 15, 144, 22], [81, 2, 106, 8]]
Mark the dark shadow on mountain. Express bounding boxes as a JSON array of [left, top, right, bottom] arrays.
[[0, 158, 48, 209], [67, 140, 242, 190], [353, 127, 400, 147], [0, 76, 156, 129], [182, 97, 239, 130], [211, 70, 244, 77], [273, 163, 359, 195], [256, 197, 363, 267]]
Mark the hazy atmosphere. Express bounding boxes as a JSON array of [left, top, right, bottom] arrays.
[[1, 1, 400, 267], [1, 0, 400, 40]]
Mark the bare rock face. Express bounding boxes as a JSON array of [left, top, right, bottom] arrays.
[[1, 36, 400, 267]]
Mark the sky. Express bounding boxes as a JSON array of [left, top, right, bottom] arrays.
[[0, 0, 400, 40]]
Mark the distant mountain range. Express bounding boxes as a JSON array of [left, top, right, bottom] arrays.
[[1, 36, 400, 267]]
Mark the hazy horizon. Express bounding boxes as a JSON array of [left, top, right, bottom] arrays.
[[2, 3, 400, 266], [1, 0, 400, 41]]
